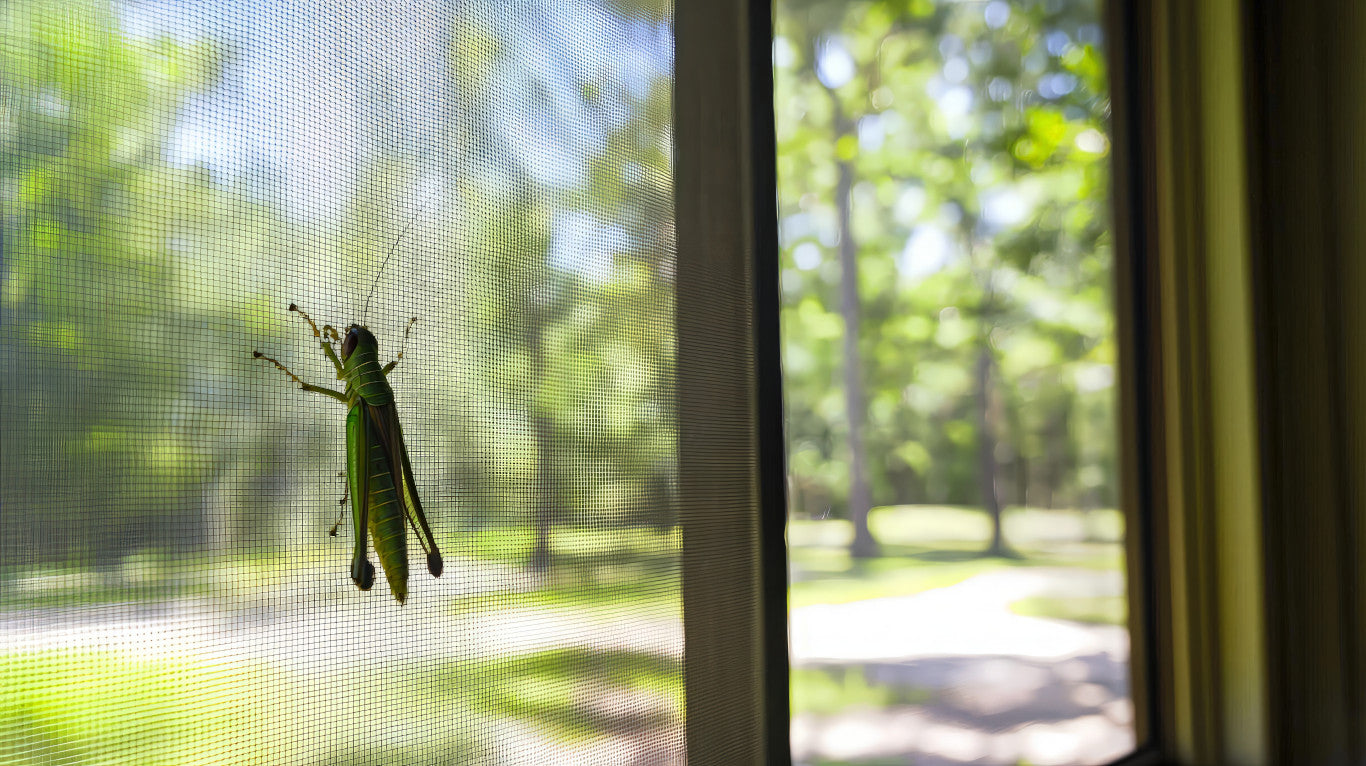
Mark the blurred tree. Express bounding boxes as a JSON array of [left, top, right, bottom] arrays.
[[1, 0, 680, 582], [1, 0, 226, 568], [775, 0, 1115, 555], [435, 7, 677, 571]]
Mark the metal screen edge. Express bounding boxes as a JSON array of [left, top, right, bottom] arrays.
[[676, 0, 771, 763]]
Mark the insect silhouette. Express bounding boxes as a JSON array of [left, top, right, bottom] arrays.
[[254, 233, 441, 603]]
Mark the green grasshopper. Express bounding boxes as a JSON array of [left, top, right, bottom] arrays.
[[254, 291, 442, 604]]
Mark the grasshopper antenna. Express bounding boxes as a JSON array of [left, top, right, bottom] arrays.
[[361, 210, 422, 325]]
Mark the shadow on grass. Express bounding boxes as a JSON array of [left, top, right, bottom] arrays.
[[408, 647, 683, 744], [868, 652, 1126, 728], [792, 665, 933, 716], [793, 653, 1132, 765]]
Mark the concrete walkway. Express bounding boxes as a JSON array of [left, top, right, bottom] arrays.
[[790, 568, 1134, 765]]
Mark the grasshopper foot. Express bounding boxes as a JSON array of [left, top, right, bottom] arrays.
[[352, 559, 375, 591]]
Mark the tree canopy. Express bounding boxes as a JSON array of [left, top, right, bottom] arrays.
[[775, 0, 1116, 554]]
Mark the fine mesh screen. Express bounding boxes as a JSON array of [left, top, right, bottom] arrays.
[[2, 1, 682, 764]]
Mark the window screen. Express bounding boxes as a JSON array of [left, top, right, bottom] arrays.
[[2, 1, 683, 764]]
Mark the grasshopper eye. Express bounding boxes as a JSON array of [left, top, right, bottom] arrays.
[[341, 327, 359, 360]]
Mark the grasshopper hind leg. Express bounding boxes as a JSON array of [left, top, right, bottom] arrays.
[[328, 471, 347, 536]]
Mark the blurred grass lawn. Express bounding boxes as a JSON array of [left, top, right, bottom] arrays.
[[789, 505, 1124, 608], [1, 505, 1126, 762], [4, 507, 1121, 615], [1009, 594, 1127, 626], [792, 666, 933, 716], [0, 651, 287, 765], [0, 646, 675, 764]]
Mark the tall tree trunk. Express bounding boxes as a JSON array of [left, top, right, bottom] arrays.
[[1046, 406, 1067, 509], [975, 346, 1012, 557], [527, 307, 555, 572], [834, 123, 879, 560], [528, 408, 555, 572], [1014, 450, 1028, 507]]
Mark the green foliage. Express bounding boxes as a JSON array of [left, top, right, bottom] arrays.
[[1, 0, 1117, 571], [776, 0, 1119, 530], [2, 0, 230, 569], [1, 0, 679, 575], [0, 648, 494, 766]]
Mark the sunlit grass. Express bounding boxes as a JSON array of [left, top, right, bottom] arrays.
[[4, 507, 1122, 616], [455, 525, 680, 564], [1, 545, 388, 610], [3, 524, 685, 616], [791, 666, 932, 716], [790, 505, 1124, 548], [789, 505, 1125, 608], [442, 525, 682, 617], [1010, 594, 1127, 626], [0, 646, 673, 763], [0, 650, 286, 766], [792, 556, 1013, 608], [411, 648, 682, 743], [443, 573, 682, 619]]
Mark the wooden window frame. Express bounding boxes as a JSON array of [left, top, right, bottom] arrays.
[[680, 0, 1366, 763], [1106, 0, 1267, 761]]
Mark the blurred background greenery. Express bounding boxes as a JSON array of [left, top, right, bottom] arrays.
[[775, 0, 1114, 555], [0, 0, 1128, 763], [3, 0, 682, 763], [773, 0, 1130, 763]]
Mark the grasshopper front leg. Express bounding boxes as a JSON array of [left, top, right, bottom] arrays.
[[252, 351, 347, 403], [289, 304, 346, 379], [382, 317, 418, 375]]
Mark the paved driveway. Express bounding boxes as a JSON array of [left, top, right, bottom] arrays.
[[791, 568, 1134, 765]]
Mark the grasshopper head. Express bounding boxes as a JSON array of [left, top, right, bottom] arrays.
[[341, 325, 379, 361]]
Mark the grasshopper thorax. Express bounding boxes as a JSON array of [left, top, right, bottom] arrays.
[[341, 325, 379, 362]]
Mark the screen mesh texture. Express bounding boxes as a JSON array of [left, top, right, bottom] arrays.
[[1, 1, 682, 763]]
